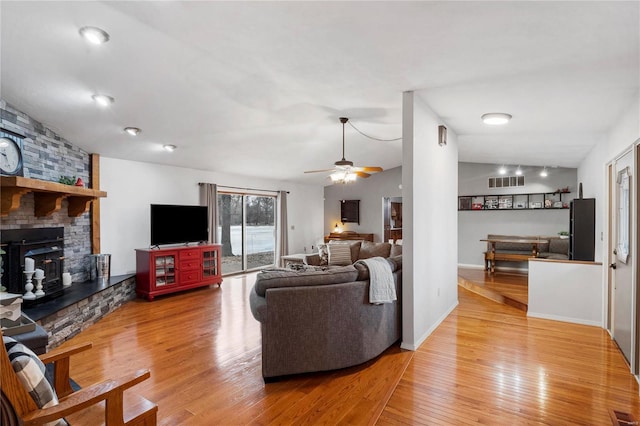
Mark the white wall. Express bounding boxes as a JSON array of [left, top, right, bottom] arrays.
[[323, 166, 402, 242], [576, 139, 607, 262], [528, 259, 603, 327], [401, 91, 459, 350], [458, 162, 577, 266], [100, 157, 324, 275]]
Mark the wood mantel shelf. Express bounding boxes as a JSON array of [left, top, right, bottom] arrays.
[[1, 176, 107, 217]]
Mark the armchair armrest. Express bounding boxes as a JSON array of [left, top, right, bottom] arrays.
[[21, 369, 154, 425], [39, 342, 92, 398]]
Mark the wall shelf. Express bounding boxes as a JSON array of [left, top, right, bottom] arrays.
[[1, 176, 107, 217], [458, 192, 572, 211]]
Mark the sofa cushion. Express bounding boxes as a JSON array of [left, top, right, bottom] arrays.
[[549, 237, 569, 255], [328, 244, 352, 266], [328, 240, 362, 263], [254, 265, 359, 297], [359, 241, 391, 259], [354, 256, 401, 280], [390, 244, 402, 257], [538, 253, 569, 260]]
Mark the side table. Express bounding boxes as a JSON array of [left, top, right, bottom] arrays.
[[280, 254, 308, 268]]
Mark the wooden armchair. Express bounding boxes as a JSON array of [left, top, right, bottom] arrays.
[[1, 332, 157, 425]]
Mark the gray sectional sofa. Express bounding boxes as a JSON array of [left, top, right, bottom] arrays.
[[249, 240, 402, 381]]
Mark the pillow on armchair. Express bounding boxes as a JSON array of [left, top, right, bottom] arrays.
[[3, 336, 68, 426]]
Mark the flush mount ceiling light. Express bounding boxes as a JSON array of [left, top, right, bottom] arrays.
[[481, 113, 512, 125], [79, 26, 110, 44], [540, 167, 548, 177], [163, 144, 177, 152], [124, 127, 141, 136], [92, 94, 114, 107]]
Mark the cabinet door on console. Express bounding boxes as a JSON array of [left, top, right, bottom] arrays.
[[152, 252, 178, 289]]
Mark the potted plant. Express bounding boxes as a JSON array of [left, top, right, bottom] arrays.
[[558, 231, 569, 239]]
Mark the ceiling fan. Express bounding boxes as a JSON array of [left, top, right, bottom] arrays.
[[304, 117, 383, 182]]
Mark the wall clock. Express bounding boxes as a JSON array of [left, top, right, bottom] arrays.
[[0, 130, 24, 177]]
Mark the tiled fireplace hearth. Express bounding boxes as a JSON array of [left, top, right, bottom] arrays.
[[1, 100, 136, 349]]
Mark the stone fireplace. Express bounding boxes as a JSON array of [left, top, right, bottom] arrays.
[[1, 100, 137, 350], [1, 228, 65, 303]]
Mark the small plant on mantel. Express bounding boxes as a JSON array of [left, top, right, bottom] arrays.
[[58, 175, 76, 185], [558, 231, 569, 239]]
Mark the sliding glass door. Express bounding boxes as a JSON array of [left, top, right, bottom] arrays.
[[217, 193, 276, 275]]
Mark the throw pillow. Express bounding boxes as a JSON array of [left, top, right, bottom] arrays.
[[318, 244, 329, 265], [3, 336, 68, 426], [328, 243, 352, 266], [328, 240, 362, 263], [359, 241, 392, 259]]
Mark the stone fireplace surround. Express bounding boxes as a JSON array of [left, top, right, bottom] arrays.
[[1, 100, 136, 349]]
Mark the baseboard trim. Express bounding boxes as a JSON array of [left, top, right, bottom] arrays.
[[457, 263, 528, 273], [400, 300, 459, 351], [527, 311, 602, 327], [457, 263, 484, 270]]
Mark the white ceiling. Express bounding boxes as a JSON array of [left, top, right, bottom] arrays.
[[1, 2, 638, 185]]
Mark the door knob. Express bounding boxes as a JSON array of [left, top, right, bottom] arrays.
[[609, 263, 617, 269], [613, 248, 618, 255]]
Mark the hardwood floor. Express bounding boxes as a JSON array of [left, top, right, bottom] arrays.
[[458, 267, 528, 311], [379, 287, 640, 425], [55, 272, 639, 425], [55, 274, 413, 425]]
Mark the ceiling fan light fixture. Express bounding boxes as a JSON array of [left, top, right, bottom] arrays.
[[330, 171, 357, 184], [79, 26, 110, 44], [482, 113, 512, 125], [304, 116, 383, 181]]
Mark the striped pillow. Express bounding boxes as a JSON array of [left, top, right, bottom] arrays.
[[328, 243, 352, 266], [3, 336, 68, 426]]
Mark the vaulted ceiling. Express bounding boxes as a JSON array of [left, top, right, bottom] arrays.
[[2, 2, 638, 185]]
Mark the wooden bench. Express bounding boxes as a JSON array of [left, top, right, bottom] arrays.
[[482, 236, 549, 273]]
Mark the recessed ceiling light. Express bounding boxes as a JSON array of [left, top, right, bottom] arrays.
[[163, 144, 177, 152], [79, 26, 110, 44], [481, 113, 512, 125], [92, 94, 114, 107], [124, 127, 141, 136], [540, 167, 548, 177]]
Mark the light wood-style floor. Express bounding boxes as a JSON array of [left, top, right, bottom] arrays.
[[55, 272, 639, 425]]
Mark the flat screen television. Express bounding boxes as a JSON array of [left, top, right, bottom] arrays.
[[150, 204, 209, 246]]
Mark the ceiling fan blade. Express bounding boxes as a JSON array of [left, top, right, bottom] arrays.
[[304, 169, 335, 174], [354, 171, 371, 178], [358, 166, 383, 172]]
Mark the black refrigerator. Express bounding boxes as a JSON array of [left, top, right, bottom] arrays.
[[569, 198, 596, 261]]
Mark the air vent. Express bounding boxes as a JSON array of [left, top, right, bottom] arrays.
[[488, 176, 525, 188]]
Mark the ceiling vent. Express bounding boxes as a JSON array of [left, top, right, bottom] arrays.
[[488, 176, 525, 188]]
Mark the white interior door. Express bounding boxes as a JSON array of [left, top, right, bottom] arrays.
[[611, 150, 634, 368]]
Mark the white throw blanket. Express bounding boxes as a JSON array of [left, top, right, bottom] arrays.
[[356, 257, 396, 304]]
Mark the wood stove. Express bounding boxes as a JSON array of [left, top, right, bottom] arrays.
[[1, 228, 65, 303]]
